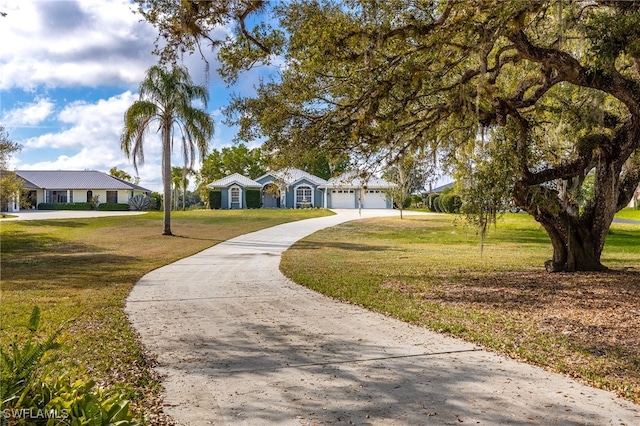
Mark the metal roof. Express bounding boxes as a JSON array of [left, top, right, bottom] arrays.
[[15, 170, 152, 191], [207, 173, 262, 188], [257, 168, 327, 186], [319, 172, 395, 189]]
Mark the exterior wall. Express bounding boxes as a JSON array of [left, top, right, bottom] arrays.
[[220, 188, 229, 209], [215, 186, 249, 209], [290, 178, 322, 208]]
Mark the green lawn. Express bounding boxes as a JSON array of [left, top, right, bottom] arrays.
[[615, 206, 640, 221], [0, 209, 333, 421], [281, 211, 640, 403]]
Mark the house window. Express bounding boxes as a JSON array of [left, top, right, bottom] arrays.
[[106, 191, 118, 203], [296, 186, 312, 208], [230, 187, 240, 203], [87, 190, 93, 202], [44, 190, 66, 203]]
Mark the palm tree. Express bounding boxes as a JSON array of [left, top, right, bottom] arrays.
[[120, 65, 214, 235]]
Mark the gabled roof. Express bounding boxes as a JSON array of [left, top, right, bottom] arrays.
[[257, 168, 327, 186], [207, 173, 262, 188], [319, 172, 395, 189], [15, 170, 151, 191], [431, 182, 455, 193]]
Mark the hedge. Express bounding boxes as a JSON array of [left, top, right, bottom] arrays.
[[37, 203, 92, 211], [246, 189, 261, 209], [439, 194, 462, 213], [97, 203, 129, 211], [209, 190, 222, 209]]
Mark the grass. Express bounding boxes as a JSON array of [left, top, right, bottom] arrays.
[[615, 206, 640, 221], [0, 208, 333, 423], [281, 211, 640, 404]]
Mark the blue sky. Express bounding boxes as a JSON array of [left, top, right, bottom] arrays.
[[0, 0, 275, 192]]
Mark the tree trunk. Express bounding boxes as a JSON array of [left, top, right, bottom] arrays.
[[162, 120, 173, 236], [537, 214, 607, 272]]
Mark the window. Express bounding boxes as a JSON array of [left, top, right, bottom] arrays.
[[45, 190, 65, 203], [106, 191, 118, 203], [230, 187, 240, 203], [296, 186, 312, 207], [87, 190, 93, 201]]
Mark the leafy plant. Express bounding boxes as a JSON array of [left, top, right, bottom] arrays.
[[0, 307, 139, 425], [127, 194, 156, 211], [0, 307, 62, 409]]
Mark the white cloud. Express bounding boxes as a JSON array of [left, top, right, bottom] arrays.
[[0, 0, 158, 90], [2, 98, 54, 126], [14, 90, 205, 192], [23, 91, 139, 149]]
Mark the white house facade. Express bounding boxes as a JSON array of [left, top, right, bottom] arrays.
[[5, 170, 151, 212]]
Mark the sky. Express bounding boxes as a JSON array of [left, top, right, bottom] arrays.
[[0, 0, 275, 192]]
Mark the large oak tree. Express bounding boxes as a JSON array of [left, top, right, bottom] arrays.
[[137, 0, 640, 272]]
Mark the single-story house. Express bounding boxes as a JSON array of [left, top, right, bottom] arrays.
[[319, 172, 395, 209], [255, 168, 327, 208], [207, 173, 263, 209], [4, 170, 151, 212], [207, 168, 395, 210]]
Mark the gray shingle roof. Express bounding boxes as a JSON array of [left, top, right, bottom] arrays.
[[15, 170, 151, 191], [207, 173, 262, 188]]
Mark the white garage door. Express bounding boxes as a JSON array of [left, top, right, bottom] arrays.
[[330, 189, 356, 208], [363, 190, 388, 209]]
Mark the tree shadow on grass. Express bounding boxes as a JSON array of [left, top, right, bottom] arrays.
[[291, 240, 399, 252], [13, 220, 90, 228]]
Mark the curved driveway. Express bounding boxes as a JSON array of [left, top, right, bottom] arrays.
[[126, 210, 639, 425]]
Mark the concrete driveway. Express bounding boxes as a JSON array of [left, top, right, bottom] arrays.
[[125, 210, 639, 425]]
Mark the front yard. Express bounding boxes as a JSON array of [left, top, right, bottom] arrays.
[[281, 210, 640, 404]]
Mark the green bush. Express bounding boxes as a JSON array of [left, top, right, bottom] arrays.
[[209, 190, 222, 209], [439, 193, 462, 213], [245, 189, 261, 209], [149, 192, 163, 211], [97, 203, 129, 211], [0, 307, 139, 425], [37, 203, 92, 211], [426, 194, 440, 212]]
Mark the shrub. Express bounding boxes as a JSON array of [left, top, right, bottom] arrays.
[[128, 194, 157, 211], [440, 193, 462, 213], [209, 190, 222, 209], [37, 203, 92, 211], [97, 203, 129, 211], [426, 194, 440, 212], [246, 189, 262, 209], [0, 307, 139, 425]]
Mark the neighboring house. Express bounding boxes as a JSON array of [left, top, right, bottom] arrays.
[[319, 172, 395, 209], [207, 173, 263, 209], [5, 170, 151, 212], [207, 168, 395, 210]]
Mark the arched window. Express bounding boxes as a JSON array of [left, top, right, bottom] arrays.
[[295, 185, 312, 208], [229, 186, 241, 208]]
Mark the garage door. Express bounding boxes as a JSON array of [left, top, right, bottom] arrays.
[[330, 189, 356, 208], [363, 190, 388, 209]]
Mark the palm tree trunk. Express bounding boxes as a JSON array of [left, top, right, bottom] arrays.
[[162, 120, 173, 236]]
